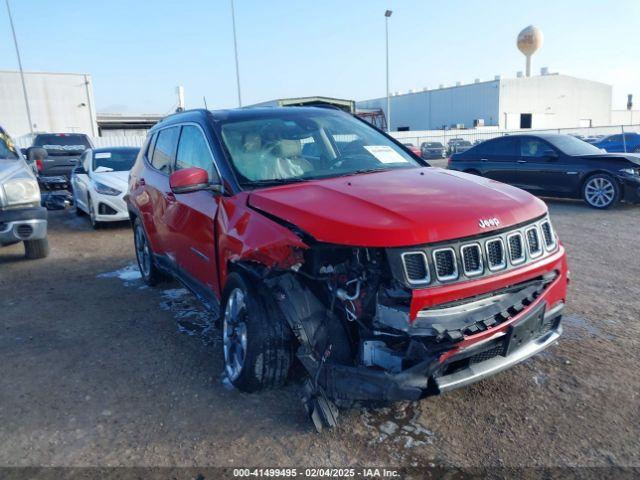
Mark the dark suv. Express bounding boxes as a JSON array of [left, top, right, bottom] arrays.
[[127, 108, 567, 430], [29, 133, 93, 179]]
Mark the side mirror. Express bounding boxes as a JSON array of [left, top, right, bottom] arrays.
[[170, 167, 212, 194], [27, 147, 48, 162], [544, 150, 558, 160]]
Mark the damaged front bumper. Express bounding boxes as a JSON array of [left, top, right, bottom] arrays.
[[317, 247, 568, 403], [319, 301, 563, 402]]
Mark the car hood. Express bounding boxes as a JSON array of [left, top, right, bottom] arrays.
[[247, 167, 547, 247], [92, 170, 129, 189], [0, 158, 34, 182]]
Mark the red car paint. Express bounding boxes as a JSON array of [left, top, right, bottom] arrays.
[[248, 167, 547, 247]]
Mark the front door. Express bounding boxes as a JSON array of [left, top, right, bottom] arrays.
[[166, 124, 221, 299], [516, 137, 578, 195]]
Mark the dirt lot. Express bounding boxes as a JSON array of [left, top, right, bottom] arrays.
[[1, 199, 639, 469]]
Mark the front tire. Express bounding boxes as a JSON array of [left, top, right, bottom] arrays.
[[582, 173, 620, 209], [24, 238, 50, 259], [133, 217, 163, 286], [88, 195, 101, 229], [221, 272, 294, 392]]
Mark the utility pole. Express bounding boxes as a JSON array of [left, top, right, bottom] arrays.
[[385, 10, 392, 132], [5, 0, 33, 135], [230, 0, 242, 107]]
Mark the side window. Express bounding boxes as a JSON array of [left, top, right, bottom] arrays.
[[608, 135, 621, 143], [151, 127, 180, 173], [175, 125, 219, 182], [490, 137, 519, 160], [146, 133, 158, 161], [520, 138, 550, 158]]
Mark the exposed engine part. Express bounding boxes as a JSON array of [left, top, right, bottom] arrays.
[[361, 340, 403, 373]]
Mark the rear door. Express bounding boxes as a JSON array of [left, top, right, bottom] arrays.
[[143, 126, 181, 260], [478, 137, 521, 185], [167, 124, 222, 299]]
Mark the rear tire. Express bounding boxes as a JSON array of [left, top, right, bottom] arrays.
[[582, 173, 620, 209], [221, 272, 294, 392], [133, 217, 163, 286], [24, 238, 50, 259]]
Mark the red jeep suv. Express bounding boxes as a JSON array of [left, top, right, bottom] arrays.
[[126, 108, 568, 430]]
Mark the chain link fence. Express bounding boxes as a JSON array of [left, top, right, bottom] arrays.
[[389, 124, 640, 152]]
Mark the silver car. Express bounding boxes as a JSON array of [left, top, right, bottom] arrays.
[[0, 127, 49, 259]]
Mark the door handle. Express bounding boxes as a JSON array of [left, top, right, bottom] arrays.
[[517, 160, 527, 163], [480, 158, 488, 162]]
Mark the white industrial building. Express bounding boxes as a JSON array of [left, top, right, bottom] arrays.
[[357, 72, 613, 131], [0, 70, 98, 138]]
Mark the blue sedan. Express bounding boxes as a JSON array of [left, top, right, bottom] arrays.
[[592, 133, 640, 153]]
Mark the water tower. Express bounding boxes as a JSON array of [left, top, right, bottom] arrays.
[[517, 25, 543, 77]]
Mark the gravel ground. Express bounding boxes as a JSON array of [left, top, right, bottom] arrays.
[[0, 199, 639, 469]]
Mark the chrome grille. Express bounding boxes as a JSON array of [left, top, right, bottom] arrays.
[[485, 238, 506, 271], [401, 252, 429, 284], [461, 244, 483, 276], [433, 248, 458, 281], [526, 227, 542, 257], [395, 215, 558, 287], [507, 232, 525, 264], [540, 221, 555, 250]]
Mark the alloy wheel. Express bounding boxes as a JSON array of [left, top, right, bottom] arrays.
[[223, 287, 248, 381], [584, 177, 615, 208], [134, 224, 151, 278]]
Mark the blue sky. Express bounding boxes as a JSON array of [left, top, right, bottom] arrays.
[[1, 0, 639, 113]]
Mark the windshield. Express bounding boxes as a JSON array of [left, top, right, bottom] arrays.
[[92, 149, 138, 171], [546, 135, 604, 156], [0, 131, 19, 160], [34, 134, 91, 155], [424, 142, 442, 148], [218, 110, 422, 187]]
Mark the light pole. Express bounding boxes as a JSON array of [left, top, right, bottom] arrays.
[[230, 0, 242, 107], [385, 10, 392, 132], [5, 0, 33, 135]]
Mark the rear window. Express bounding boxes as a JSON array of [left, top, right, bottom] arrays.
[[34, 134, 91, 155]]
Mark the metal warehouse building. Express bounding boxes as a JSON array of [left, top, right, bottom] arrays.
[[357, 72, 612, 131], [0, 70, 98, 138]]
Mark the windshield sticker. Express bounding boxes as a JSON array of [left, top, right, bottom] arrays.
[[42, 144, 86, 151], [95, 152, 112, 159], [364, 145, 410, 164]]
